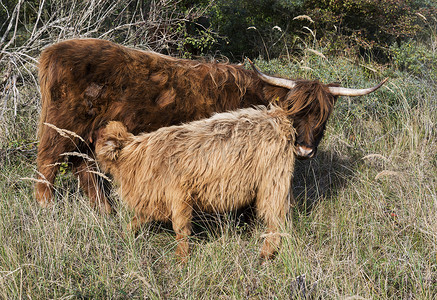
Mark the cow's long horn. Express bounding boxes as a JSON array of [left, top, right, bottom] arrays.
[[248, 58, 296, 89], [328, 78, 388, 96]]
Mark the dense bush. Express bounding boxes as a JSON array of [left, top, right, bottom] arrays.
[[206, 0, 436, 62], [305, 0, 436, 60], [1, 0, 435, 62], [390, 39, 437, 79], [206, 0, 304, 60]]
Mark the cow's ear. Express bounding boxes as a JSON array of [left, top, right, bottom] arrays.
[[89, 126, 105, 145], [88, 131, 96, 144]]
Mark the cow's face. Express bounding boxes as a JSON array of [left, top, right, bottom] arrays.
[[285, 87, 336, 160], [292, 107, 330, 159]]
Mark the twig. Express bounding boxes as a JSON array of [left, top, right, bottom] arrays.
[[1, 0, 24, 51]]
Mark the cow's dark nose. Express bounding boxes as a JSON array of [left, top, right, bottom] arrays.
[[295, 145, 316, 159]]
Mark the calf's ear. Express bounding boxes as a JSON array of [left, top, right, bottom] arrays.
[[97, 137, 123, 161]]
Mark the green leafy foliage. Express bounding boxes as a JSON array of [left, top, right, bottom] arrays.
[[390, 39, 437, 80], [207, 0, 304, 60], [1, 0, 435, 63], [173, 21, 217, 58], [201, 0, 436, 63], [305, 0, 436, 60]]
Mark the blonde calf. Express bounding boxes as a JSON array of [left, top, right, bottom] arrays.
[[95, 105, 296, 260]]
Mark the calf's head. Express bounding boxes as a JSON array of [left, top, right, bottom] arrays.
[[94, 121, 131, 172], [249, 60, 387, 159]]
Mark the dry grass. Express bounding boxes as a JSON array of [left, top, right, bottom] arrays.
[[1, 57, 436, 298]]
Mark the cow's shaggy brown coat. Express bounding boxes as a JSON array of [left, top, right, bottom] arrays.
[[95, 105, 296, 260], [36, 38, 386, 212]]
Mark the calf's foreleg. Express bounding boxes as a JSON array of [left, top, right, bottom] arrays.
[[257, 176, 292, 259], [171, 192, 193, 262]]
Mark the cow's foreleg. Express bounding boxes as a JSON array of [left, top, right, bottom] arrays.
[[36, 126, 112, 214], [35, 161, 57, 207]]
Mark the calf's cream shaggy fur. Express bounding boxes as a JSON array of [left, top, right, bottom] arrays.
[[95, 105, 296, 260]]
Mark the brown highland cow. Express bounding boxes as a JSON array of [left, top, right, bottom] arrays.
[[36, 38, 387, 213], [95, 105, 297, 260]]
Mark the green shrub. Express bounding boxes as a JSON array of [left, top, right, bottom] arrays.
[[304, 0, 436, 61], [390, 39, 437, 80], [207, 0, 304, 60]]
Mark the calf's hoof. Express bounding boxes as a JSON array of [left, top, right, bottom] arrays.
[[260, 236, 280, 260], [175, 243, 190, 263]]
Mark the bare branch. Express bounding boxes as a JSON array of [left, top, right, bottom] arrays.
[[1, 0, 24, 51]]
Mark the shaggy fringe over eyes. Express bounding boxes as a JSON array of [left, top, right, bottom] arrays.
[[280, 81, 335, 127]]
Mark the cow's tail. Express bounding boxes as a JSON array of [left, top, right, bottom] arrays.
[[37, 48, 55, 140]]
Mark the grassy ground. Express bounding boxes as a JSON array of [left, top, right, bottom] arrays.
[[0, 53, 436, 299]]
